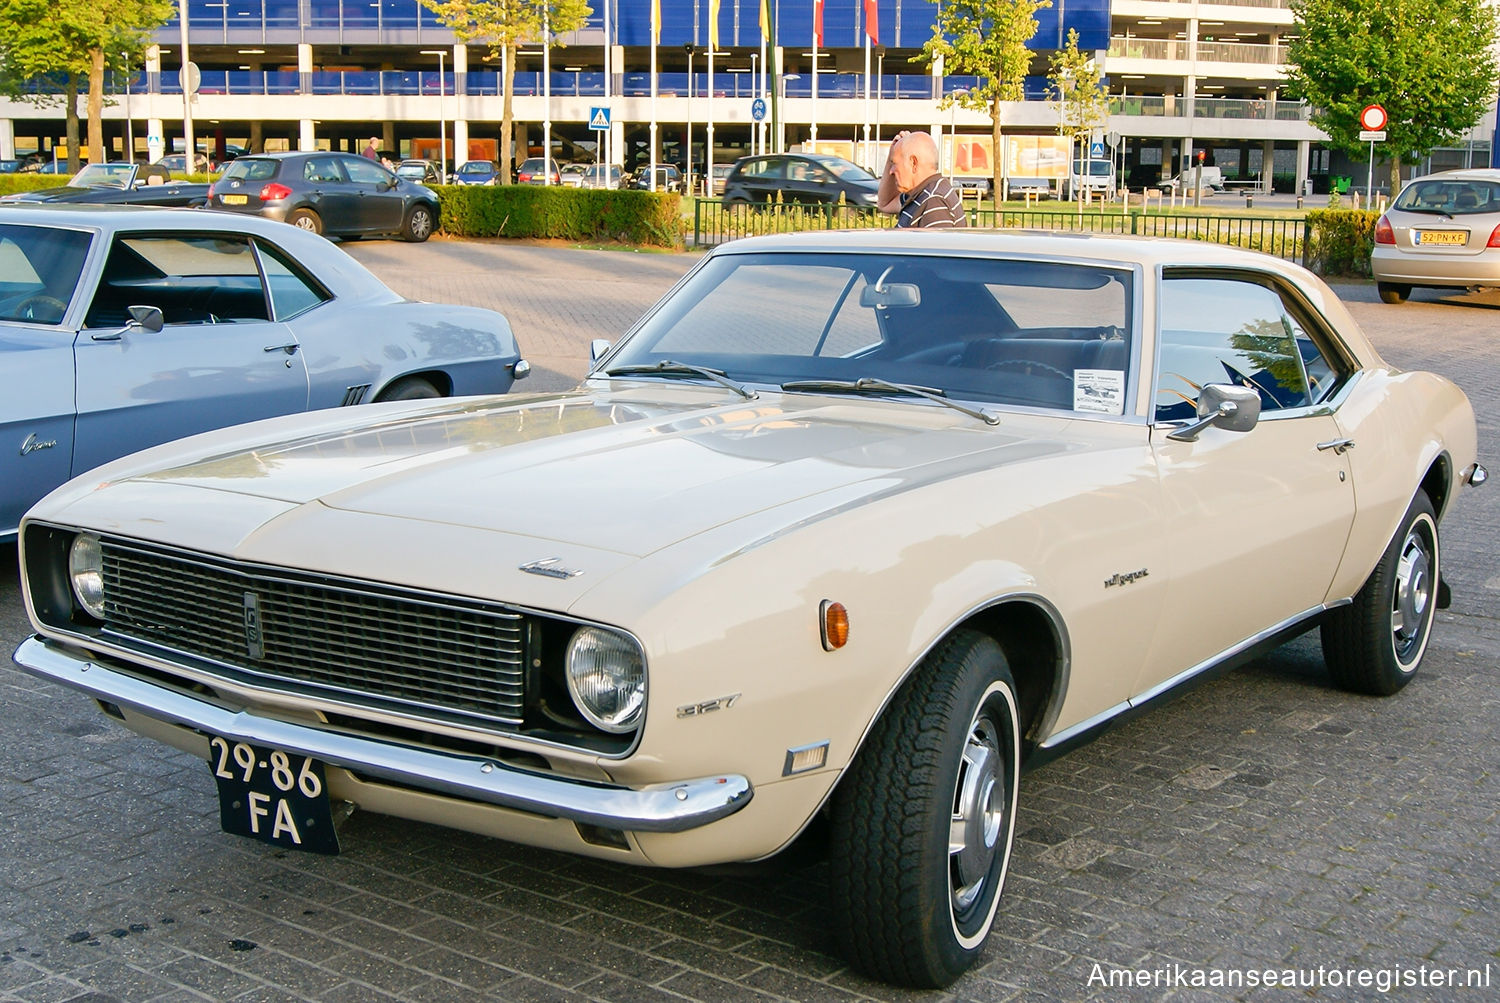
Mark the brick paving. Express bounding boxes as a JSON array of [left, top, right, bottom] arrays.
[[2, 239, 1497, 1001]]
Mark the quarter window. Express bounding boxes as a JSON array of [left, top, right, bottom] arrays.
[[1156, 275, 1342, 422], [257, 242, 330, 321]]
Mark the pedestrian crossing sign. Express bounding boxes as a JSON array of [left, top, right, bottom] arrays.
[[589, 107, 611, 131], [1089, 141, 1106, 159]]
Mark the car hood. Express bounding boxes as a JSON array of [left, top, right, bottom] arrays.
[[60, 385, 1083, 560]]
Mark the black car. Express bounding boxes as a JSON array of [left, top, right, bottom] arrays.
[[721, 153, 881, 208], [205, 151, 439, 242], [0, 162, 209, 208], [629, 165, 683, 193]]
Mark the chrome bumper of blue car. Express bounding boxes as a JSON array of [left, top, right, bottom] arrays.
[[12, 636, 752, 833]]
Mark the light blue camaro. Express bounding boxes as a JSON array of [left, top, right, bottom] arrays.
[[0, 205, 529, 542]]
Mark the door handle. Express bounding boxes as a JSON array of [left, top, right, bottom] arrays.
[[1316, 438, 1355, 454], [264, 343, 300, 355]]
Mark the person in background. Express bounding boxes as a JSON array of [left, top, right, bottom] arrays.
[[877, 131, 967, 229], [362, 136, 380, 161]]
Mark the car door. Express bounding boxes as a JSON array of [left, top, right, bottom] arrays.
[[299, 155, 361, 235], [1133, 270, 1356, 698], [71, 231, 310, 475], [0, 222, 94, 535], [340, 155, 405, 234]]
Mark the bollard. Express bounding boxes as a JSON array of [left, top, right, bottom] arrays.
[[1245, 193, 1253, 209], [1296, 195, 1303, 210]]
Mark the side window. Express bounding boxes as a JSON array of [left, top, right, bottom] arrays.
[[343, 156, 391, 186], [1156, 276, 1319, 422], [84, 235, 269, 328], [257, 242, 330, 321], [303, 157, 344, 183]]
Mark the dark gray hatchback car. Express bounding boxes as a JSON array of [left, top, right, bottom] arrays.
[[721, 153, 881, 208], [206, 151, 439, 242]]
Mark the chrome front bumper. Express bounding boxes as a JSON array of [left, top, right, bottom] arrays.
[[12, 636, 753, 834]]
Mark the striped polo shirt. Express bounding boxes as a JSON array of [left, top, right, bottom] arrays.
[[897, 175, 969, 228]]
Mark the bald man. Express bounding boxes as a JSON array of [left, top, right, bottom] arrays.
[[876, 131, 967, 228]]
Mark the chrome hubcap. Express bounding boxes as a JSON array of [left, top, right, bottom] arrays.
[[294, 216, 316, 231], [411, 211, 432, 238], [1392, 526, 1431, 665], [950, 717, 1004, 914]]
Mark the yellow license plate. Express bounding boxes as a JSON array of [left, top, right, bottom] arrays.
[[1417, 230, 1466, 246], [222, 194, 248, 205]]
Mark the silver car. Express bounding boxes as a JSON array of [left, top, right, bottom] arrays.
[[1371, 168, 1500, 303]]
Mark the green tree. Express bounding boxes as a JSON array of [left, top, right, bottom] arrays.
[[1047, 28, 1107, 198], [0, 0, 171, 169], [920, 0, 1051, 198], [1283, 0, 1499, 195], [419, 0, 592, 183]]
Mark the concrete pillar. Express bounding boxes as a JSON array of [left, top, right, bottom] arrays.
[[454, 120, 470, 163], [0, 120, 13, 160], [147, 118, 165, 163], [249, 121, 264, 154], [1261, 138, 1274, 191], [929, 55, 944, 142], [454, 44, 467, 97], [298, 43, 313, 96], [146, 45, 161, 94], [299, 119, 316, 152], [382, 122, 396, 154], [1295, 140, 1311, 197]]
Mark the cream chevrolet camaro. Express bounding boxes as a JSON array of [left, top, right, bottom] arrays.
[[13, 231, 1486, 987]]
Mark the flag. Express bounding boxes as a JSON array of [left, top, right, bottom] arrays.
[[709, 0, 720, 50], [760, 0, 771, 40], [864, 0, 878, 44], [813, 0, 823, 47], [651, 0, 660, 43]]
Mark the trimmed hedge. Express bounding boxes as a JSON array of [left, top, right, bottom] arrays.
[[435, 184, 681, 247], [0, 174, 73, 195], [1305, 208, 1380, 277]]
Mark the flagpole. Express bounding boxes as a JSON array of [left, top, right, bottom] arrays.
[[862, 35, 871, 170], [810, 42, 818, 149], [759, 7, 768, 156], [543, 8, 552, 185], [707, 0, 716, 199]]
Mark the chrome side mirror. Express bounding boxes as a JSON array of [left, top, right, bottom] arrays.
[[1165, 383, 1261, 442], [128, 304, 164, 333], [589, 339, 612, 366]]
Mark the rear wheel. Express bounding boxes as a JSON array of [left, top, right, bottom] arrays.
[[373, 377, 441, 402], [1377, 282, 1411, 304], [1321, 492, 1439, 695], [403, 204, 435, 243], [286, 208, 322, 235], [830, 630, 1020, 987]]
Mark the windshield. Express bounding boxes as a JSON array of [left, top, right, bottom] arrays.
[[604, 251, 1136, 415], [458, 162, 491, 174], [68, 163, 135, 189], [0, 223, 91, 324], [814, 156, 877, 182], [1072, 161, 1113, 177], [1393, 178, 1500, 215]]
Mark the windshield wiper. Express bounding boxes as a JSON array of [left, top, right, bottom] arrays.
[[780, 377, 1000, 426], [604, 361, 759, 400]]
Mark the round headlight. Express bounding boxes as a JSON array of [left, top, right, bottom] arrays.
[[565, 626, 645, 734], [68, 532, 106, 620]]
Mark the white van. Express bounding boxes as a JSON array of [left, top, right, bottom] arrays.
[[1158, 165, 1225, 195], [1066, 158, 1116, 199]]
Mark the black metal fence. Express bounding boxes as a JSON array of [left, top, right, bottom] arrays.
[[693, 200, 1313, 266]]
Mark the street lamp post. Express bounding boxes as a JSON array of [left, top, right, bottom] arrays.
[[684, 44, 702, 196], [420, 49, 448, 183], [873, 45, 885, 150], [122, 53, 135, 162], [543, 10, 552, 186], [749, 54, 758, 155], [779, 74, 800, 154]]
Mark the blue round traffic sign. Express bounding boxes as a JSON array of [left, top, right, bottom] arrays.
[[751, 98, 767, 122]]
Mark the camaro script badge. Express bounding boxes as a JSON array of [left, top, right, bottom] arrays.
[[519, 558, 584, 580], [1104, 569, 1149, 589], [19, 433, 57, 456]]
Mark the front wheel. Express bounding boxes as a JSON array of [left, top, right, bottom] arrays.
[[1377, 282, 1411, 304], [403, 204, 435, 243], [829, 630, 1020, 987], [1321, 492, 1440, 695]]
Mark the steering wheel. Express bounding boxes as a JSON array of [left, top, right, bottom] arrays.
[[15, 294, 67, 323], [987, 358, 1072, 381]]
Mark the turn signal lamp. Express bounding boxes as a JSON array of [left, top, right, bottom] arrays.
[[259, 182, 292, 202], [1374, 215, 1395, 245], [820, 600, 849, 651]]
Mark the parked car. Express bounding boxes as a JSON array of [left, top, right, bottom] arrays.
[[515, 157, 562, 185], [1157, 164, 1225, 194], [452, 160, 500, 186], [0, 159, 22, 173], [10, 230, 1484, 988], [721, 153, 880, 207], [629, 165, 683, 193], [709, 162, 733, 195], [577, 163, 624, 189], [1370, 167, 1500, 303], [205, 151, 440, 241], [394, 159, 441, 184], [0, 205, 528, 540], [0, 162, 210, 208], [558, 162, 589, 188], [152, 153, 214, 175]]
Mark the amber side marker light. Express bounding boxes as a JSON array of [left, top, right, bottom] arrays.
[[820, 600, 850, 651]]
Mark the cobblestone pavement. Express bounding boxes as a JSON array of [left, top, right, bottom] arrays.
[[2, 239, 1497, 1002]]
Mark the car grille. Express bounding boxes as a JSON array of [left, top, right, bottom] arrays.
[[97, 537, 526, 729]]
